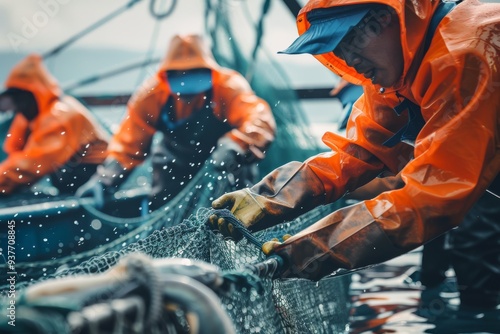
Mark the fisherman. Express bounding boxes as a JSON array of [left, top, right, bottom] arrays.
[[210, 0, 500, 309], [0, 54, 109, 196], [77, 34, 276, 212], [333, 78, 500, 311]]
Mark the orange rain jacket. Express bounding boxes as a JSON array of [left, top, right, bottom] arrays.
[[106, 35, 275, 188], [0, 54, 109, 195], [251, 0, 500, 280]]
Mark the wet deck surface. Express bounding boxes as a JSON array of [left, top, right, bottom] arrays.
[[348, 250, 500, 334]]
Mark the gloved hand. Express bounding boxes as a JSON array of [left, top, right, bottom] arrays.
[[209, 188, 266, 241], [75, 175, 106, 209], [209, 137, 246, 173], [75, 158, 129, 209], [262, 234, 292, 255], [210, 161, 327, 243]]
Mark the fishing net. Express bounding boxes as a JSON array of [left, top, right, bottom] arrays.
[[0, 162, 238, 284], [1, 162, 351, 333], [1, 202, 351, 333], [205, 0, 323, 175]]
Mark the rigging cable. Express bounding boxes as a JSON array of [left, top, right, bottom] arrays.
[[149, 0, 177, 19], [204, 0, 216, 44], [60, 0, 174, 134], [42, 0, 144, 60], [207, 0, 321, 154], [64, 58, 161, 93], [134, 0, 173, 89], [58, 0, 175, 91], [245, 0, 272, 82], [205, 0, 247, 73], [50, 0, 176, 90]]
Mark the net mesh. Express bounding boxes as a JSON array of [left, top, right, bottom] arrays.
[[2, 201, 351, 333]]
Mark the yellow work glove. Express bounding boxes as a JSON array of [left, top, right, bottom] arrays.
[[210, 188, 266, 240], [262, 234, 292, 255]]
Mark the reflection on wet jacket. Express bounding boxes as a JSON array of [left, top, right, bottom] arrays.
[[251, 0, 500, 279], [0, 54, 109, 195], [107, 35, 276, 200]]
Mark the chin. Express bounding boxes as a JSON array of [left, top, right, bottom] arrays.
[[379, 76, 394, 87], [380, 77, 399, 88]]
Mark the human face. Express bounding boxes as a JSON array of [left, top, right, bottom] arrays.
[[333, 7, 404, 88]]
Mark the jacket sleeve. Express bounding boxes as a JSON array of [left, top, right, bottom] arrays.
[[0, 111, 90, 194], [2, 113, 29, 154], [215, 71, 276, 161], [272, 48, 500, 280], [107, 77, 162, 169], [305, 91, 414, 202], [242, 85, 414, 233]]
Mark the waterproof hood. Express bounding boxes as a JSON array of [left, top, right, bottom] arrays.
[[3, 54, 61, 115], [296, 0, 440, 87], [159, 34, 220, 72]]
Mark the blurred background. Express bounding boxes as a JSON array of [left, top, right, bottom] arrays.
[[0, 0, 345, 143]]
